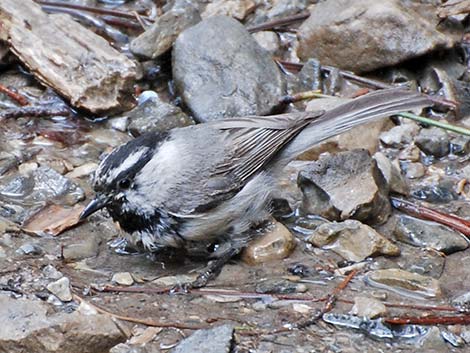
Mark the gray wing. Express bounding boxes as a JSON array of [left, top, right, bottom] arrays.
[[161, 111, 324, 215]]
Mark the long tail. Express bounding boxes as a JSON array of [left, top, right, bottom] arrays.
[[272, 88, 432, 169]]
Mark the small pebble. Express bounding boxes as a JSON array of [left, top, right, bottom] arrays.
[[112, 272, 134, 286], [46, 277, 73, 302]]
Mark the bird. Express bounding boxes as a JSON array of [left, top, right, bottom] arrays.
[[80, 88, 431, 288]]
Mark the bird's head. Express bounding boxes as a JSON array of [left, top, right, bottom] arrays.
[[80, 132, 163, 222]]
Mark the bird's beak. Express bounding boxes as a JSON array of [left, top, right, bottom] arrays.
[[79, 194, 110, 220]]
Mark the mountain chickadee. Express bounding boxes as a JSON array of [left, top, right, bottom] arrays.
[[80, 88, 431, 287]]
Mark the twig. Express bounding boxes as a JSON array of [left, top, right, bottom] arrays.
[[73, 294, 210, 330], [101, 285, 457, 312], [35, 0, 153, 21], [247, 12, 310, 33], [295, 270, 358, 329], [279, 90, 332, 104], [398, 112, 470, 136], [276, 60, 392, 89], [0, 105, 71, 119], [0, 84, 29, 106], [391, 197, 470, 238], [385, 314, 470, 325]]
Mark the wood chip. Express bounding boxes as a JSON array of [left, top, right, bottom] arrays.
[[0, 0, 138, 114], [23, 204, 84, 236]]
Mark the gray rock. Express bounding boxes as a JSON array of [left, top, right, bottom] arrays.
[[202, 0, 256, 21], [173, 16, 285, 122], [0, 166, 84, 224], [171, 324, 233, 353], [379, 123, 420, 147], [295, 58, 322, 92], [298, 0, 454, 72], [42, 265, 63, 280], [46, 277, 73, 302], [393, 215, 469, 254], [251, 0, 308, 23], [252, 31, 280, 55], [126, 92, 195, 136], [0, 296, 124, 353], [365, 268, 442, 299], [452, 292, 470, 312], [130, 4, 201, 59], [298, 150, 391, 224], [16, 242, 43, 256], [404, 162, 425, 179], [373, 152, 408, 195], [307, 220, 400, 262], [62, 235, 101, 262], [415, 127, 450, 158]]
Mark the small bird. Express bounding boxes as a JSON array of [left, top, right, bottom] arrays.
[[80, 88, 430, 287]]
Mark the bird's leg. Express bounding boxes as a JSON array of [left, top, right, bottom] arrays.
[[171, 246, 240, 292], [191, 247, 240, 288]]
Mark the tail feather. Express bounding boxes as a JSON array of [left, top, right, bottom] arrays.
[[272, 88, 432, 169]]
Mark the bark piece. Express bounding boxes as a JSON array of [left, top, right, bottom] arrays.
[[0, 0, 137, 114]]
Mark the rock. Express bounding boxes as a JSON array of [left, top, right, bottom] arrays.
[[398, 144, 421, 162], [112, 272, 134, 286], [451, 292, 470, 312], [42, 265, 63, 280], [300, 98, 392, 159], [46, 277, 73, 302], [292, 303, 313, 314], [379, 123, 420, 147], [65, 163, 98, 179], [419, 327, 449, 352], [16, 242, 43, 255], [350, 296, 387, 318], [298, 0, 454, 72], [126, 92, 194, 136], [450, 135, 470, 155], [153, 274, 197, 287], [202, 0, 256, 21], [252, 0, 308, 23], [242, 221, 296, 265], [62, 235, 101, 262], [110, 343, 150, 353], [171, 324, 233, 353], [393, 215, 469, 254], [130, 4, 201, 59], [298, 150, 391, 224], [252, 31, 280, 55], [412, 183, 458, 203], [415, 127, 450, 158], [0, 296, 124, 353], [373, 152, 408, 195], [365, 268, 442, 299], [373, 242, 445, 279], [404, 162, 425, 179], [255, 279, 306, 294], [307, 220, 400, 262], [0, 166, 85, 224], [173, 16, 285, 122], [295, 58, 322, 92], [0, 0, 137, 114]]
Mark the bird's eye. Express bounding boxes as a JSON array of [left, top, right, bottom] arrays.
[[118, 178, 131, 189]]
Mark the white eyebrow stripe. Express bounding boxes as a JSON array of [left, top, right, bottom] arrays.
[[106, 147, 149, 182]]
